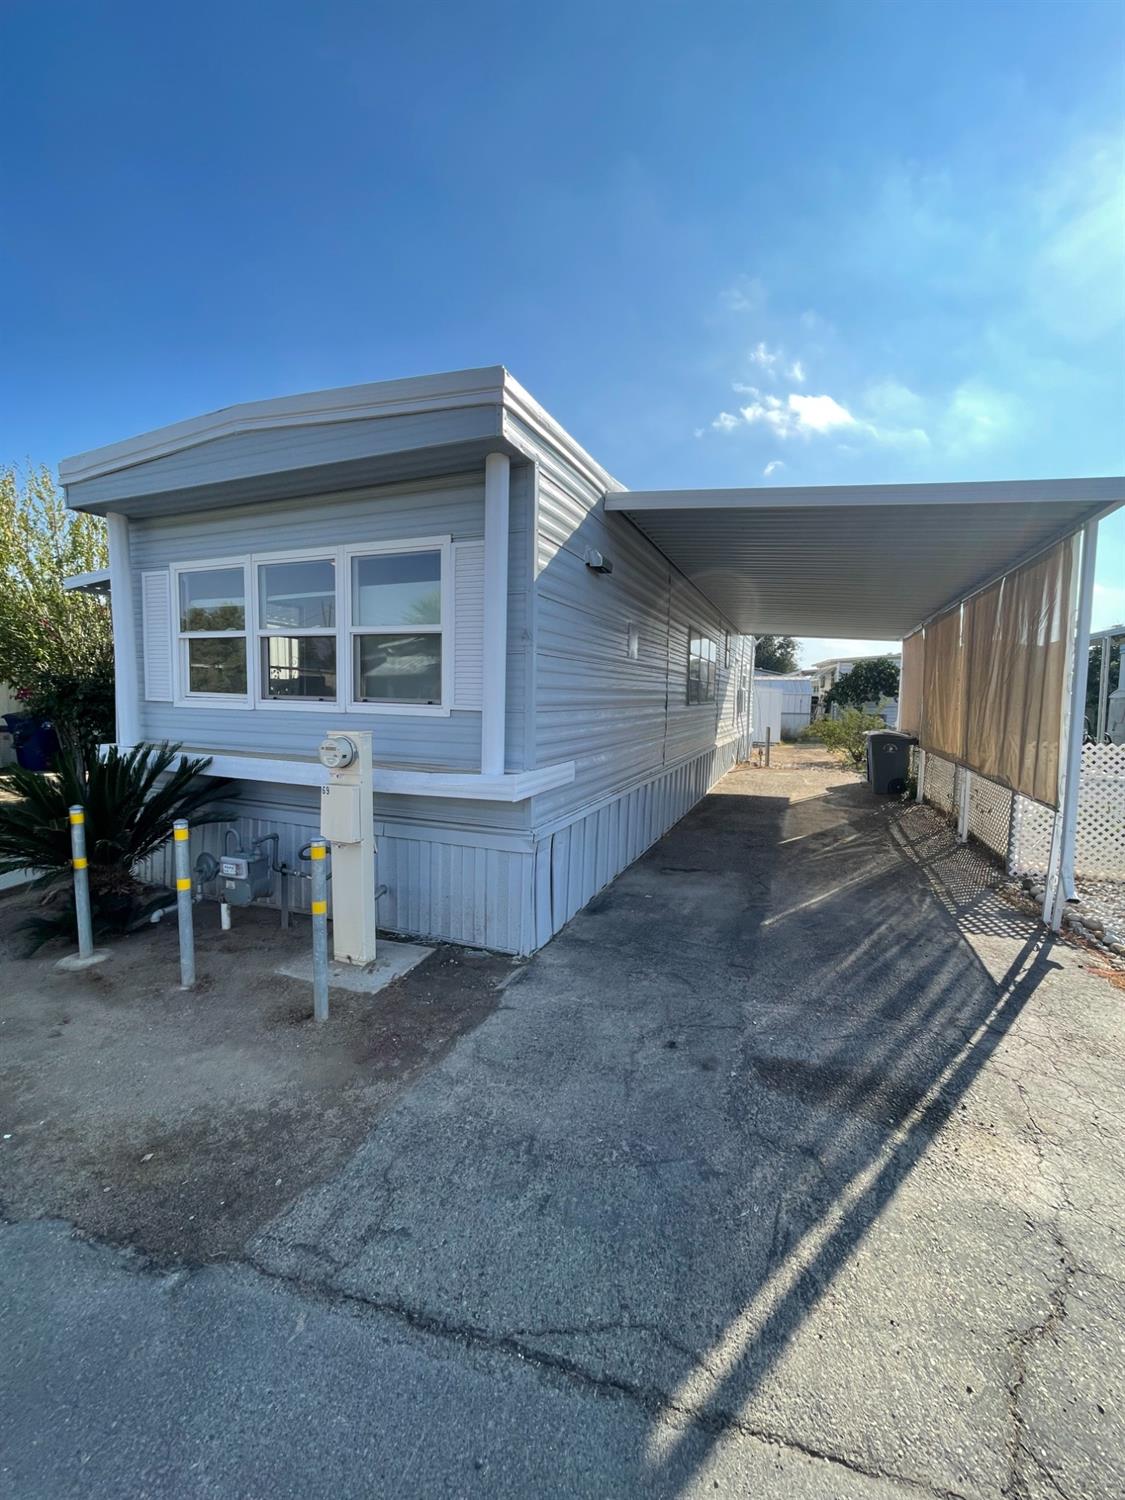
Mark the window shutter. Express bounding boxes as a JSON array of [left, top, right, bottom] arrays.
[[452, 541, 484, 710], [141, 570, 174, 701]]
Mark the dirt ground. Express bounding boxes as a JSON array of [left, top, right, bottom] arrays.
[[0, 899, 512, 1262]]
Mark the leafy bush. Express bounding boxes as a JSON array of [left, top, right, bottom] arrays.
[[0, 742, 231, 941], [822, 655, 900, 713], [0, 466, 115, 755], [801, 709, 888, 768]]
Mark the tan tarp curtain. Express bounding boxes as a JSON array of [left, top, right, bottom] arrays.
[[898, 629, 924, 736], [916, 536, 1075, 808], [963, 539, 1074, 808], [920, 605, 965, 761]]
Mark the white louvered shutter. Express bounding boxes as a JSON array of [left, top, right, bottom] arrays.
[[452, 541, 484, 710], [141, 570, 174, 701]]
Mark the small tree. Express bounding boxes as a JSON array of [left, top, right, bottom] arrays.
[[0, 466, 114, 754], [754, 635, 799, 673], [802, 709, 887, 768], [824, 656, 900, 713]]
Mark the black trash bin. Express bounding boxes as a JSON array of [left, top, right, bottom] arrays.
[[865, 730, 917, 795]]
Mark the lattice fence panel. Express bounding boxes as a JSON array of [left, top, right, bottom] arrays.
[[923, 754, 957, 818], [1078, 743, 1125, 882], [969, 775, 1013, 863], [1011, 743, 1125, 883]]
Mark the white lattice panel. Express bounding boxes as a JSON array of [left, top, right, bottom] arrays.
[[923, 754, 957, 818], [1011, 743, 1125, 884], [1078, 743, 1125, 882], [969, 775, 1013, 863], [1010, 794, 1054, 877]]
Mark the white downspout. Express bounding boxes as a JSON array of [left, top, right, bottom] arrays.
[[106, 510, 140, 749], [1047, 520, 1098, 931], [481, 452, 511, 777]]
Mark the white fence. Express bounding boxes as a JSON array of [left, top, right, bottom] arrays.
[[917, 741, 1125, 941]]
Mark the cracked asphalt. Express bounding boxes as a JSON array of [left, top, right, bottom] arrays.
[[3, 749, 1124, 1499]]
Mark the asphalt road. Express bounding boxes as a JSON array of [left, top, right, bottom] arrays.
[[3, 756, 1123, 1498]]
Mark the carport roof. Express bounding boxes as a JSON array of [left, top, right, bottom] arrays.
[[604, 478, 1124, 639]]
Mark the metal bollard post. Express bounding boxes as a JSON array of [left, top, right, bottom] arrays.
[[173, 819, 195, 988], [310, 840, 329, 1022], [69, 806, 94, 959], [765, 725, 772, 767]]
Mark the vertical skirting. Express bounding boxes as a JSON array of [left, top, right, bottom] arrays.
[[136, 738, 738, 957], [534, 738, 739, 942], [139, 817, 537, 955]]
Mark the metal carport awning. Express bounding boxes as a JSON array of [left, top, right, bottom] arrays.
[[604, 477, 1125, 640]]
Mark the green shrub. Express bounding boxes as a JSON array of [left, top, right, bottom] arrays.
[[0, 742, 231, 942], [801, 709, 888, 769]]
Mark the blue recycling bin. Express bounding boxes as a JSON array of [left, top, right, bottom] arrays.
[[2, 713, 59, 772]]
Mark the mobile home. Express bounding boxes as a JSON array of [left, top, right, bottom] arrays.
[[61, 368, 753, 953]]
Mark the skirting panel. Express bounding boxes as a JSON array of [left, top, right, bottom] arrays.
[[137, 737, 739, 957], [138, 810, 536, 955], [532, 738, 740, 947]]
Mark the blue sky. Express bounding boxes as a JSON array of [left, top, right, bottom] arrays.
[[1, 0, 1122, 664]]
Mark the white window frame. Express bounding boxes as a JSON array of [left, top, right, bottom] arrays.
[[343, 536, 453, 717], [172, 556, 253, 710], [169, 537, 454, 715], [252, 547, 342, 714], [687, 625, 718, 705]]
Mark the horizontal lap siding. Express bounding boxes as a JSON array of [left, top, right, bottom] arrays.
[[531, 467, 749, 827], [130, 472, 487, 767], [524, 427, 751, 948]]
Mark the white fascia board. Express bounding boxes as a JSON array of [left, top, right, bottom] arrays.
[[105, 746, 575, 802], [606, 477, 1125, 512], [500, 371, 627, 499], [59, 366, 509, 486]]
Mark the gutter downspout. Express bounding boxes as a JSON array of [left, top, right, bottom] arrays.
[[106, 511, 140, 749], [481, 453, 511, 776]]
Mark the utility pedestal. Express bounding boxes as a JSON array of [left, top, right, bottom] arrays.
[[318, 730, 377, 966]]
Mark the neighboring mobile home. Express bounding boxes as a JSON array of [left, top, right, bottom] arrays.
[[60, 368, 753, 954]]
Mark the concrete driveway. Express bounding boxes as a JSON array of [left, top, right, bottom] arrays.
[[3, 750, 1123, 1499]]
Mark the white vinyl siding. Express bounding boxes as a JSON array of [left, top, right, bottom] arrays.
[[141, 570, 174, 702], [452, 540, 484, 709]]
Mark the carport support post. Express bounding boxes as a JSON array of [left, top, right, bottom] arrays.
[[68, 807, 94, 959], [1047, 520, 1098, 931], [765, 725, 771, 767], [957, 769, 972, 843], [173, 820, 195, 989], [310, 840, 329, 1022], [915, 749, 926, 803]]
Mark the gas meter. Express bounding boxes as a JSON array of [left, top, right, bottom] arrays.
[[219, 848, 273, 906]]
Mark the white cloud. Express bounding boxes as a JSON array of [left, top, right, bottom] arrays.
[[763, 460, 785, 477], [788, 360, 806, 383], [748, 341, 781, 374], [787, 393, 855, 433], [707, 381, 932, 449], [720, 275, 766, 314], [940, 380, 1023, 453]]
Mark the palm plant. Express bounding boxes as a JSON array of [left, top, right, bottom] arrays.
[[0, 742, 232, 940]]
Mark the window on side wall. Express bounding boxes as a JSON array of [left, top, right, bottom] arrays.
[[257, 557, 337, 703], [177, 564, 249, 699], [349, 546, 444, 707], [687, 628, 718, 704]]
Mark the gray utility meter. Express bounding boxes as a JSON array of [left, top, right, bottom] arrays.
[[219, 849, 273, 906]]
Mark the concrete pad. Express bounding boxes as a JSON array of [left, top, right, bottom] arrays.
[[55, 949, 111, 970], [274, 938, 432, 995]]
